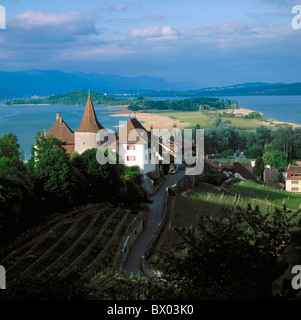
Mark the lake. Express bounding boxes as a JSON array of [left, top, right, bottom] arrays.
[[0, 103, 129, 160], [151, 95, 301, 124], [0, 95, 301, 160]]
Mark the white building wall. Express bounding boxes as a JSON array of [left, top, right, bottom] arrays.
[[286, 179, 301, 193], [119, 143, 156, 174], [75, 132, 99, 155]]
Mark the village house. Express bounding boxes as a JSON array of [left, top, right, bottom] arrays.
[[232, 162, 257, 181], [286, 165, 301, 193]]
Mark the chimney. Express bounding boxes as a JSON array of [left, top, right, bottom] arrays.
[[43, 128, 46, 137], [56, 113, 60, 121]]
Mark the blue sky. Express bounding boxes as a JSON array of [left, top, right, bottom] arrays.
[[0, 0, 300, 86]]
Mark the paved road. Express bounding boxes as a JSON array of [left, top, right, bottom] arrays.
[[124, 170, 186, 275]]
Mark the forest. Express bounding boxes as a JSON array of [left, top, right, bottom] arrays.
[[201, 121, 301, 167]]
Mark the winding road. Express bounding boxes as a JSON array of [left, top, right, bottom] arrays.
[[124, 170, 186, 275]]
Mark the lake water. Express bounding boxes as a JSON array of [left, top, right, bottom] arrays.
[[0, 104, 129, 160], [0, 95, 301, 160], [151, 95, 301, 124]]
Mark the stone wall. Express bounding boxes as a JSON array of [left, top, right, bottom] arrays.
[[118, 212, 144, 271], [75, 132, 99, 154]]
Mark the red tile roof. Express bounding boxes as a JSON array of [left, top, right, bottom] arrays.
[[76, 96, 104, 133], [118, 118, 148, 144], [287, 166, 301, 173], [46, 114, 74, 145], [233, 162, 257, 181]]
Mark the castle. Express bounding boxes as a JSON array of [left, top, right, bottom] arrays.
[[45, 94, 160, 175]]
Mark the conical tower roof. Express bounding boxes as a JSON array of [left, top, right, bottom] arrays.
[[76, 96, 104, 133]]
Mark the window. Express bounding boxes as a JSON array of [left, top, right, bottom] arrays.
[[292, 187, 299, 191], [292, 180, 299, 184], [127, 156, 136, 161], [127, 145, 135, 151]]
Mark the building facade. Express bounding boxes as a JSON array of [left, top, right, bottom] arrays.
[[286, 165, 301, 193]]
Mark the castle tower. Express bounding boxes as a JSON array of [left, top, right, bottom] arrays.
[[75, 95, 104, 154]]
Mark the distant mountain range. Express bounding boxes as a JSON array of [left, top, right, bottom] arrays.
[[188, 82, 301, 96], [0, 70, 301, 100], [0, 70, 207, 99]]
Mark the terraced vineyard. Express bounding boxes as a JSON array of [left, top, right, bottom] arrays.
[[1, 205, 139, 290], [227, 181, 301, 210], [148, 183, 301, 267]]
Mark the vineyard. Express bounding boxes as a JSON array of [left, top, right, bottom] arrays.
[[1, 204, 140, 293], [148, 183, 301, 267], [227, 181, 301, 210]]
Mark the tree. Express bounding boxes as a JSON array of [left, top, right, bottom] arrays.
[[33, 135, 66, 162], [71, 148, 125, 204], [263, 151, 273, 166], [276, 172, 285, 184], [271, 125, 294, 160], [34, 147, 76, 211], [252, 156, 265, 180], [222, 149, 234, 158], [0, 133, 20, 159], [244, 145, 262, 159], [272, 150, 287, 168], [0, 156, 34, 244], [161, 205, 300, 300]]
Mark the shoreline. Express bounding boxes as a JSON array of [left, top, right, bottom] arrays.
[[104, 105, 301, 130], [2, 103, 300, 130]]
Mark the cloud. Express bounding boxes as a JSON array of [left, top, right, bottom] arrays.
[[144, 15, 165, 21], [186, 21, 293, 49], [99, 2, 128, 12], [12, 11, 97, 37], [4, 10, 98, 45], [130, 25, 178, 41], [254, 0, 296, 6]]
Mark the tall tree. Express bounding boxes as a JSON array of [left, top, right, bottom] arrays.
[[34, 147, 76, 211], [0, 133, 20, 159], [252, 156, 265, 180]]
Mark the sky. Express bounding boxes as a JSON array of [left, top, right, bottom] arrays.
[[0, 0, 300, 87]]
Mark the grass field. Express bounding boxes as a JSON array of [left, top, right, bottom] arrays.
[[227, 181, 301, 211], [156, 110, 276, 132], [211, 158, 255, 163]]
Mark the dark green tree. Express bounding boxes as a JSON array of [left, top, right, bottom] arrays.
[[160, 205, 300, 300], [0, 133, 20, 159], [252, 156, 265, 180], [34, 147, 76, 211], [0, 156, 34, 244]]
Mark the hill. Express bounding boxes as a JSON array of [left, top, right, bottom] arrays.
[[0, 70, 206, 99], [190, 82, 301, 96], [5, 90, 236, 112], [4, 90, 129, 106]]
